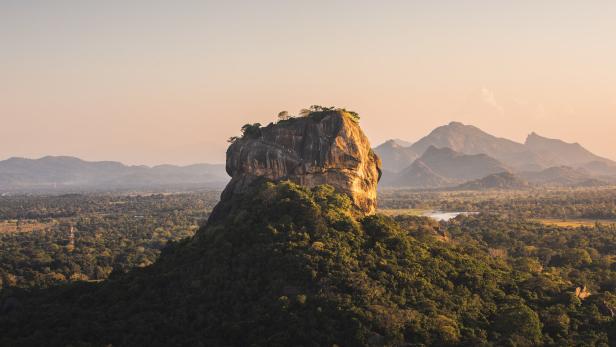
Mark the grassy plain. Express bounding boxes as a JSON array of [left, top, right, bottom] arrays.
[[0, 220, 56, 233], [533, 218, 616, 228], [378, 208, 430, 216]]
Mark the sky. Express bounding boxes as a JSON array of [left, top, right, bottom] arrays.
[[1, 0, 615, 165]]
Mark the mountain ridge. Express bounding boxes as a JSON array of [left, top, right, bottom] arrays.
[[382, 146, 510, 188], [455, 171, 530, 190], [2, 112, 616, 346], [524, 132, 613, 168], [375, 122, 616, 180], [406, 122, 549, 171], [373, 140, 419, 172], [0, 156, 228, 193]]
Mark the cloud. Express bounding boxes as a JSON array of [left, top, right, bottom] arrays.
[[454, 87, 506, 120], [479, 87, 505, 117]]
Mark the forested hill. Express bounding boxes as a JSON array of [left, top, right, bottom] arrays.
[[2, 181, 616, 346], [1, 110, 615, 346]]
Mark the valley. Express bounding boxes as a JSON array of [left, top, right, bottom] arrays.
[[4, 1, 615, 345], [3, 183, 616, 345], [0, 192, 220, 288], [3, 185, 616, 290], [378, 208, 477, 221], [2, 111, 616, 346]]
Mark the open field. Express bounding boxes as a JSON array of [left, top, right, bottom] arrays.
[[0, 192, 220, 289], [0, 220, 57, 233], [377, 208, 430, 216], [533, 218, 616, 228]]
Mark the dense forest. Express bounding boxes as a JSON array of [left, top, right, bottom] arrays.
[[1, 183, 616, 346], [0, 193, 218, 288]]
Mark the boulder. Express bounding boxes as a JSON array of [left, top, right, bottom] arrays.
[[221, 110, 381, 214]]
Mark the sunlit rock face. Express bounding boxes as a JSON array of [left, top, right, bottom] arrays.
[[222, 110, 381, 214]]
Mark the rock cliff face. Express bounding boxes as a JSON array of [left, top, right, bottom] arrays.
[[221, 111, 381, 214]]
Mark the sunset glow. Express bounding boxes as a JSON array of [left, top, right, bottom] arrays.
[[2, 1, 615, 165]]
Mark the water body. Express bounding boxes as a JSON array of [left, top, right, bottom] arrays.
[[422, 211, 477, 221]]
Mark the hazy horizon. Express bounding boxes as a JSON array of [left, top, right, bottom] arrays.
[[2, 1, 615, 165], [0, 119, 612, 166]]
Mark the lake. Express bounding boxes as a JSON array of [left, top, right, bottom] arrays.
[[422, 211, 477, 221]]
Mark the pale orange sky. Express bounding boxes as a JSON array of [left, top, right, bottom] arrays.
[[1, 1, 615, 165]]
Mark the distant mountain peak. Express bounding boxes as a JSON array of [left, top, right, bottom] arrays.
[[526, 132, 583, 146], [406, 122, 549, 171], [374, 140, 420, 173], [525, 132, 555, 143], [380, 139, 402, 148], [377, 139, 414, 149], [378, 122, 616, 184], [525, 132, 608, 166]]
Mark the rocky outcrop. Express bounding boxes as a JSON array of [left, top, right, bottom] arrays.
[[575, 286, 591, 300], [220, 110, 381, 214]]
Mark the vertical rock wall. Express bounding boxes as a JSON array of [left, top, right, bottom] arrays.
[[222, 111, 381, 214]]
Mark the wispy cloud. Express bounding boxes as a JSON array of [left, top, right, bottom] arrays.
[[455, 87, 506, 120], [479, 87, 505, 117]]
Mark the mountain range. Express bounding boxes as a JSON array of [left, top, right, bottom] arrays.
[[0, 156, 228, 193], [376, 122, 616, 189], [3, 122, 615, 193], [380, 146, 510, 188], [455, 172, 531, 190]]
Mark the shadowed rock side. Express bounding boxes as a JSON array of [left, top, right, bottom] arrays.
[[219, 111, 381, 215]]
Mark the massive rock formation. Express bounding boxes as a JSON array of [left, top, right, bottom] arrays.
[[220, 110, 381, 214]]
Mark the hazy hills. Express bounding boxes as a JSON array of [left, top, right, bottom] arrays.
[[382, 146, 510, 188], [376, 122, 616, 189], [452, 168, 607, 191], [524, 132, 613, 170], [407, 122, 547, 171], [374, 140, 420, 173], [0, 156, 228, 193], [3, 121, 616, 193], [455, 172, 531, 190]]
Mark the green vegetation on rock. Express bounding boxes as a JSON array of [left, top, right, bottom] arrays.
[[1, 182, 616, 346]]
